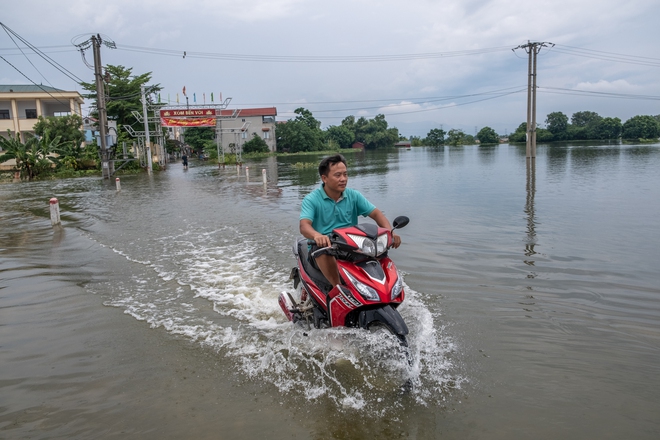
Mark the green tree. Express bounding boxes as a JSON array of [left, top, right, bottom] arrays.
[[0, 131, 59, 179], [568, 111, 603, 140], [536, 128, 554, 142], [352, 114, 399, 149], [622, 115, 660, 140], [275, 108, 324, 152], [81, 65, 161, 145], [33, 114, 85, 147], [508, 123, 527, 143], [325, 125, 355, 149], [33, 114, 89, 170], [340, 115, 356, 134], [477, 126, 499, 144], [571, 111, 602, 127], [545, 112, 569, 140], [425, 128, 446, 146], [183, 127, 215, 152], [594, 117, 622, 140], [409, 136, 424, 147], [446, 129, 466, 146], [242, 133, 269, 154]]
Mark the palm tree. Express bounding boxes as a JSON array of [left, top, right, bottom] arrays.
[[0, 130, 60, 179]]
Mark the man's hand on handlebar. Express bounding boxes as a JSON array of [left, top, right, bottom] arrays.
[[313, 234, 331, 248], [391, 232, 402, 249]]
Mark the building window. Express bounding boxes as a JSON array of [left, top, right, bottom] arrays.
[[26, 109, 37, 119], [263, 130, 270, 139], [53, 111, 71, 117], [0, 110, 9, 119], [241, 131, 247, 139]]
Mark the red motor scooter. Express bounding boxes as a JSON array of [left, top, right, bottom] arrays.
[[279, 216, 410, 346]]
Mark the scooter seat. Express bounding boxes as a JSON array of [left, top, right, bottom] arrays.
[[296, 238, 333, 294]]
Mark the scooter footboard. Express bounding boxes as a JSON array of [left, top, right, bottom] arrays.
[[358, 305, 409, 336]]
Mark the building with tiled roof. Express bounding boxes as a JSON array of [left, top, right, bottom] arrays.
[[0, 85, 84, 141], [216, 107, 277, 153]]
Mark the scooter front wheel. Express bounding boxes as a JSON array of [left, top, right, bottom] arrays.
[[368, 321, 408, 348], [368, 321, 414, 393]]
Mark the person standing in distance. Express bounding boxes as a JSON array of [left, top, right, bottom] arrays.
[[299, 154, 401, 294]]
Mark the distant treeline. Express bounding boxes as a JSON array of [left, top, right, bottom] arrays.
[[274, 108, 660, 152], [408, 112, 660, 146], [186, 107, 660, 154], [506, 112, 660, 143]]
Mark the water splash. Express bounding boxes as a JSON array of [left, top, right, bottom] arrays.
[[85, 225, 462, 414]]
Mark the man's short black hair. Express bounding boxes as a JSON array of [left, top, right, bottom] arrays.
[[318, 154, 347, 177]]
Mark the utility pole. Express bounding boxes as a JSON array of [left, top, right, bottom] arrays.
[[91, 35, 112, 178], [77, 34, 116, 178], [141, 85, 153, 174], [514, 41, 553, 161]]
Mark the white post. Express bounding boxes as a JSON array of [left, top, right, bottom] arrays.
[[49, 198, 61, 226], [245, 166, 249, 182], [115, 177, 121, 191], [262, 168, 267, 185]]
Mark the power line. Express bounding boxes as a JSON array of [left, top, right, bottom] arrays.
[[234, 85, 527, 107], [114, 43, 513, 63], [0, 55, 73, 107], [0, 22, 84, 83], [285, 87, 528, 115], [538, 86, 660, 100], [551, 44, 660, 67], [276, 87, 527, 119]]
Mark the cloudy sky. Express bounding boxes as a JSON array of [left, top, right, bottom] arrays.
[[2, 0, 659, 137]]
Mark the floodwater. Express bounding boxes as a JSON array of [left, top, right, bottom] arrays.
[[1, 143, 659, 439]]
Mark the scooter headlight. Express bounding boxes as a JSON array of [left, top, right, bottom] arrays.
[[343, 269, 380, 302], [391, 276, 403, 300], [348, 233, 390, 257]]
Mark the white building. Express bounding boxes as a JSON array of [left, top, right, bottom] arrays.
[[0, 85, 84, 141], [216, 107, 277, 153]]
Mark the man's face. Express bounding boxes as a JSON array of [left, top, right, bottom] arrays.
[[322, 161, 348, 193]]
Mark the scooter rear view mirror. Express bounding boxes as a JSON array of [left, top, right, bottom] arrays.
[[392, 216, 409, 230]]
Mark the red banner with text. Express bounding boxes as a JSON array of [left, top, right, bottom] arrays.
[[161, 117, 216, 127], [160, 109, 217, 127]]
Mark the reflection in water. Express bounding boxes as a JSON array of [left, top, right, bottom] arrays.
[[424, 146, 445, 167], [477, 145, 497, 165], [524, 158, 537, 270], [570, 146, 621, 174], [546, 145, 568, 178]]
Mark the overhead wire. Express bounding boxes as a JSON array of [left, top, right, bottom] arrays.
[[1, 24, 56, 90], [538, 86, 660, 100], [114, 43, 513, 63], [1, 26, 657, 123], [0, 22, 85, 84], [277, 86, 527, 114], [275, 87, 528, 119], [0, 55, 73, 107], [550, 44, 660, 67]]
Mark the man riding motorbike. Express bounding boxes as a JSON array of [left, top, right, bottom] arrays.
[[299, 154, 402, 297]]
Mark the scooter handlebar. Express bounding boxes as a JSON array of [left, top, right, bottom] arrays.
[[310, 244, 337, 258]]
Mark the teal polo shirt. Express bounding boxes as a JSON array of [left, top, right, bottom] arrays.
[[300, 185, 376, 236]]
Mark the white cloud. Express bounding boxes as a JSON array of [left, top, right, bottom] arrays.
[[1, 0, 658, 135], [574, 79, 638, 93]]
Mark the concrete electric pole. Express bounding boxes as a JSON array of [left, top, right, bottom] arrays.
[[91, 35, 111, 178], [77, 34, 115, 178], [514, 41, 554, 161], [141, 85, 153, 174]]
